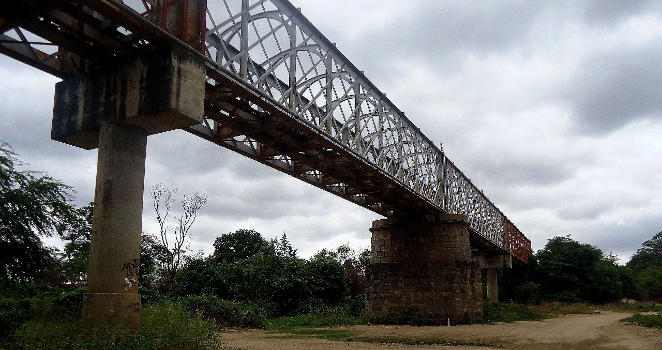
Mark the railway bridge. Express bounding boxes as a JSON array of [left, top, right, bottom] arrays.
[[0, 0, 532, 325]]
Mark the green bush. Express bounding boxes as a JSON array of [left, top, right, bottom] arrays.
[[180, 295, 268, 328], [172, 231, 351, 317], [139, 287, 165, 305], [0, 298, 31, 344], [54, 287, 86, 316], [265, 298, 366, 330], [621, 313, 662, 329], [0, 281, 40, 299], [513, 282, 540, 303], [483, 302, 545, 323], [10, 301, 216, 350]]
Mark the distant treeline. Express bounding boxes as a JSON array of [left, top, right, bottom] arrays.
[[502, 233, 662, 303]]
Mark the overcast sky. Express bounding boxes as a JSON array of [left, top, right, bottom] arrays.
[[0, 0, 660, 262]]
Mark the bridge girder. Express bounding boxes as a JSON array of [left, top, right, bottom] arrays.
[[0, 0, 532, 263]]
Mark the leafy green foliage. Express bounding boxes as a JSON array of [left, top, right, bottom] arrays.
[[58, 204, 93, 286], [502, 236, 625, 303], [211, 229, 272, 263], [264, 303, 365, 330], [502, 232, 662, 303], [512, 282, 541, 304], [138, 234, 169, 289], [627, 232, 662, 271], [172, 230, 351, 317], [0, 297, 31, 342], [9, 302, 216, 350], [621, 313, 662, 329], [482, 302, 545, 323], [0, 142, 77, 282], [626, 232, 662, 301], [535, 236, 609, 302], [180, 295, 267, 328]]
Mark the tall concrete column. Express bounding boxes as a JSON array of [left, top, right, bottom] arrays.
[[367, 214, 483, 325], [83, 122, 147, 327], [52, 48, 204, 327], [486, 268, 499, 302]]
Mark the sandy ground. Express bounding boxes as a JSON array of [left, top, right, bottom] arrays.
[[220, 311, 662, 350]]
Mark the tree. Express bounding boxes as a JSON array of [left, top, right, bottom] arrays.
[[173, 229, 352, 316], [535, 235, 622, 303], [311, 244, 369, 297], [151, 183, 207, 289], [627, 232, 662, 271], [0, 142, 77, 282], [627, 232, 662, 301], [212, 229, 271, 263], [59, 203, 94, 286], [139, 233, 169, 289]]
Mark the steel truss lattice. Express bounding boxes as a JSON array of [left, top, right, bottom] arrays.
[[0, 0, 532, 262]]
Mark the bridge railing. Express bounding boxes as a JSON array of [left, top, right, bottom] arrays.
[[117, 0, 532, 262]]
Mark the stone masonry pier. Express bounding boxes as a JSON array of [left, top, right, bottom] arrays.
[[367, 214, 484, 325]]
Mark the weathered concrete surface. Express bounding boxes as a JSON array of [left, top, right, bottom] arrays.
[[486, 268, 499, 302], [367, 214, 483, 325], [82, 122, 146, 327], [53, 47, 206, 326], [479, 255, 505, 303], [52, 47, 204, 149]]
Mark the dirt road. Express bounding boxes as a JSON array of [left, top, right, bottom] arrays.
[[220, 311, 661, 350]]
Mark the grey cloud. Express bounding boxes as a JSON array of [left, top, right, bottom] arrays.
[[199, 185, 327, 221], [557, 202, 614, 221], [376, 1, 540, 54], [566, 41, 662, 134], [582, 0, 661, 25], [146, 131, 282, 181], [336, 0, 544, 81], [466, 155, 575, 187], [581, 214, 661, 258]]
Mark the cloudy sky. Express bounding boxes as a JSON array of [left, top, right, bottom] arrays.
[[0, 0, 660, 262]]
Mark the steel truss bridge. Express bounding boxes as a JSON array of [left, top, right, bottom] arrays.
[[0, 0, 532, 262]]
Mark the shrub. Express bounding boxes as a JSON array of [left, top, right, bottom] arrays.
[[139, 287, 165, 305], [0, 298, 31, 344], [265, 297, 366, 330], [181, 295, 268, 328], [10, 301, 216, 349], [54, 287, 86, 316], [513, 282, 540, 304], [621, 313, 662, 329], [483, 302, 545, 323], [172, 231, 354, 317]]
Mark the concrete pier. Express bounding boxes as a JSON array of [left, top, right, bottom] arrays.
[[486, 268, 499, 302], [481, 255, 505, 303], [83, 123, 147, 326], [52, 47, 205, 327], [367, 214, 483, 325]]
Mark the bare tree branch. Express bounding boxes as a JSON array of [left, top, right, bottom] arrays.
[[150, 183, 206, 290]]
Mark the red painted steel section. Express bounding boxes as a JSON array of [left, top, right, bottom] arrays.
[[503, 219, 532, 263], [157, 0, 206, 52]]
